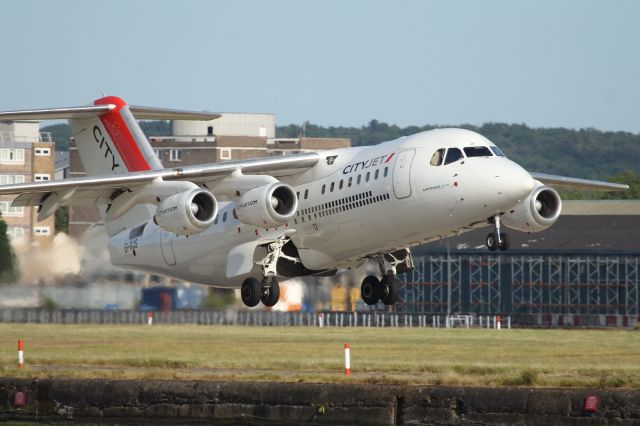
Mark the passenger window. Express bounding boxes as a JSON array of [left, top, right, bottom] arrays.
[[330, 182, 335, 192], [357, 175, 362, 185], [366, 172, 370, 182], [304, 189, 308, 199], [321, 184, 326, 194], [430, 148, 445, 166], [384, 167, 388, 177], [348, 177, 352, 187], [444, 148, 463, 165], [223, 211, 228, 222], [374, 169, 379, 180], [339, 179, 344, 190], [463, 146, 493, 157]]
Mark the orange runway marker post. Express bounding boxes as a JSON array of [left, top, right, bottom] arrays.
[[18, 339, 24, 368], [344, 343, 351, 376]]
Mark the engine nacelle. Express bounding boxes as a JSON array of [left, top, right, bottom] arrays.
[[154, 188, 218, 235], [502, 185, 562, 233], [236, 182, 298, 228]]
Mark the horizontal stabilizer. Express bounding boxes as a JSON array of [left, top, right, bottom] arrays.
[[0, 105, 220, 121]]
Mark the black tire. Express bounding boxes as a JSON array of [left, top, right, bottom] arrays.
[[261, 277, 280, 307], [486, 232, 499, 251], [241, 277, 261, 307], [361, 275, 381, 305], [380, 275, 400, 305], [498, 232, 510, 251]]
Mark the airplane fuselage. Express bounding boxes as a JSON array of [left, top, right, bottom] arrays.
[[108, 128, 535, 288]]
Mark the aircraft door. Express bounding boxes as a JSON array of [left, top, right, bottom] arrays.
[[392, 149, 416, 199], [160, 230, 176, 266]]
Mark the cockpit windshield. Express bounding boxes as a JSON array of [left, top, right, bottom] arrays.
[[430, 144, 505, 166], [490, 146, 506, 157], [463, 146, 493, 158]]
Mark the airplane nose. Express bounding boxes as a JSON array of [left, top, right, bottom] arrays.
[[497, 160, 536, 200]]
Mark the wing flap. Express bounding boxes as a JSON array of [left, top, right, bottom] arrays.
[[531, 173, 629, 191]]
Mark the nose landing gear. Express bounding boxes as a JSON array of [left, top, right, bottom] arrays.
[[486, 215, 510, 251]]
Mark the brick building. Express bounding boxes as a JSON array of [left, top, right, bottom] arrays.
[[0, 121, 55, 239], [68, 113, 350, 237]]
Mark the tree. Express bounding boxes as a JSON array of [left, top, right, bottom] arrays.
[[55, 206, 69, 234], [0, 214, 18, 283]]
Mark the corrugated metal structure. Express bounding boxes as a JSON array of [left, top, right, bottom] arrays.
[[398, 253, 640, 316], [172, 113, 276, 138]]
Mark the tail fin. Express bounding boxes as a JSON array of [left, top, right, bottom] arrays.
[[0, 96, 220, 177], [71, 96, 162, 176]]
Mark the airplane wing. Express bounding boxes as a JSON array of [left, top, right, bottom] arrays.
[[530, 172, 629, 191], [0, 152, 320, 208]]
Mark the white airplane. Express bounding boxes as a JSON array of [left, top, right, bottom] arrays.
[[0, 96, 628, 308]]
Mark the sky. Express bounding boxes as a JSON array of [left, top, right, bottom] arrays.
[[1, 0, 639, 133]]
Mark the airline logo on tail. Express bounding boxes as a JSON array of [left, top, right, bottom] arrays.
[[92, 125, 121, 172]]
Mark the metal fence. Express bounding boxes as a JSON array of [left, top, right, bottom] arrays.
[[0, 308, 637, 328], [399, 253, 640, 316]]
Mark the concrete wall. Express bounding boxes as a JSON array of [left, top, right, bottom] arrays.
[[1, 379, 639, 424]]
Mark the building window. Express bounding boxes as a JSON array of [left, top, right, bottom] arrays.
[[170, 149, 182, 161], [0, 175, 25, 185], [154, 149, 163, 160], [12, 227, 24, 238], [0, 201, 24, 217], [207, 126, 214, 136], [34, 147, 51, 156], [0, 148, 25, 163], [34, 174, 51, 182], [33, 226, 51, 236], [220, 148, 232, 160]]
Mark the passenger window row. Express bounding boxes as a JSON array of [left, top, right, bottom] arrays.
[[293, 191, 390, 224]]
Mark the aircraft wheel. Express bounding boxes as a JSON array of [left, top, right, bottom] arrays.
[[241, 277, 262, 307], [261, 277, 280, 307], [498, 233, 510, 251], [361, 275, 381, 305], [486, 232, 499, 251], [380, 275, 400, 305]]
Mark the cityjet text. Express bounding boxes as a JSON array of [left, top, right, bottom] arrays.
[[342, 153, 394, 175], [93, 125, 121, 172]]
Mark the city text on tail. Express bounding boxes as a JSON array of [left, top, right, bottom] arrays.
[[0, 96, 628, 308]]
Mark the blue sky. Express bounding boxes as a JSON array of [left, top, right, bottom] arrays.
[[1, 1, 638, 132]]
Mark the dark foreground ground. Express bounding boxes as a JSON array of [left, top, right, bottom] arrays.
[[1, 378, 639, 425]]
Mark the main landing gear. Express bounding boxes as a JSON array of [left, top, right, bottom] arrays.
[[486, 215, 510, 251], [241, 276, 280, 307], [360, 249, 414, 306], [241, 235, 298, 308]]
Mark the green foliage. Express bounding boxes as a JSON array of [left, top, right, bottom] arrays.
[[55, 206, 69, 234], [204, 288, 236, 309], [139, 120, 171, 137], [41, 123, 71, 150], [278, 121, 640, 182], [0, 215, 18, 283]]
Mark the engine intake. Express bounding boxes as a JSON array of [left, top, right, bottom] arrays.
[[502, 185, 562, 233], [236, 182, 298, 228], [154, 188, 218, 235]]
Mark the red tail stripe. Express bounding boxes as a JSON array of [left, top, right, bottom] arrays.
[[94, 96, 150, 172], [384, 152, 395, 163]]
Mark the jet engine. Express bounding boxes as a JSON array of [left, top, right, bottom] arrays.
[[154, 188, 218, 235], [502, 185, 562, 233], [235, 182, 298, 228]]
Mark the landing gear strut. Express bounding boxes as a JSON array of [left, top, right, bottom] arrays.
[[360, 249, 412, 306], [241, 235, 297, 308], [486, 215, 510, 251]]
